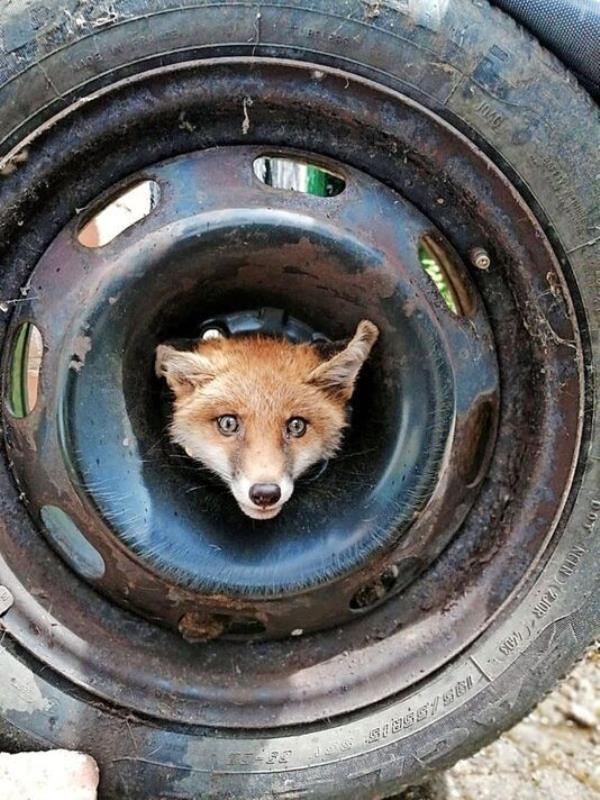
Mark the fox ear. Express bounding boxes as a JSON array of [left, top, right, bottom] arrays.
[[155, 344, 215, 396], [308, 320, 379, 400]]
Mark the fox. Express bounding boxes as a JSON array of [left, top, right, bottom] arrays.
[[155, 319, 379, 520]]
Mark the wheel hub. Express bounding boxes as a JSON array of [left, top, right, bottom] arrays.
[[4, 146, 497, 639]]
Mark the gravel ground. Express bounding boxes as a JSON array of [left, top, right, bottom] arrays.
[[398, 646, 599, 800]]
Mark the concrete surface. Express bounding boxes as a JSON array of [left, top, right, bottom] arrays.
[[0, 749, 99, 799]]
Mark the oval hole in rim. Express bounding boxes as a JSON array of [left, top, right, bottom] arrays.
[[77, 180, 160, 247], [418, 235, 473, 316], [253, 156, 345, 197], [6, 322, 43, 418]]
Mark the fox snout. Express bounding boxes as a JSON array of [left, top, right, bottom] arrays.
[[250, 483, 281, 507], [156, 319, 379, 520], [231, 474, 294, 520]]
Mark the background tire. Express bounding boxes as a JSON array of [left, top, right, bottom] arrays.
[[0, 2, 598, 798]]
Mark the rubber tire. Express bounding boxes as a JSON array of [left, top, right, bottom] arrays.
[[0, 2, 598, 798]]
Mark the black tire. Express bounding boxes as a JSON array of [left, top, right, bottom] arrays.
[[0, 2, 598, 798]]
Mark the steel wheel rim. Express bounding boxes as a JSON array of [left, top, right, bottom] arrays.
[[0, 58, 584, 728]]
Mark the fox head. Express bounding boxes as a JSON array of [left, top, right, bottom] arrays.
[[155, 320, 379, 520]]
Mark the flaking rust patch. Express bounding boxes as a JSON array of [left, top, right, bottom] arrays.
[[69, 335, 92, 372]]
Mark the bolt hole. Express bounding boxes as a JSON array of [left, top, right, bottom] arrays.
[[350, 565, 399, 611], [253, 156, 345, 197], [418, 235, 472, 316], [6, 322, 43, 417], [77, 180, 160, 247]]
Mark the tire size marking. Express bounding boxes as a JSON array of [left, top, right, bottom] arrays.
[[482, 497, 599, 678], [226, 750, 293, 768], [310, 671, 477, 763], [201, 665, 481, 774], [359, 675, 473, 748], [527, 151, 593, 243], [494, 541, 589, 663], [474, 99, 505, 130], [210, 670, 480, 773]]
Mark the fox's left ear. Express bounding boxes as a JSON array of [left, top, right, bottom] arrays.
[[155, 344, 215, 397], [308, 320, 379, 400]]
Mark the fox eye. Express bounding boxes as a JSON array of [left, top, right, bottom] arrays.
[[286, 417, 307, 438], [217, 415, 239, 436]]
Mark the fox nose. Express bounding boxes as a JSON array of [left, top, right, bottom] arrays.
[[249, 483, 281, 508]]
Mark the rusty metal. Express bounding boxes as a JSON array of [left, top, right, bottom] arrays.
[[178, 611, 227, 643], [0, 59, 583, 729]]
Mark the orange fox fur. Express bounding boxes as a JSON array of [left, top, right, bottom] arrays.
[[156, 320, 378, 519]]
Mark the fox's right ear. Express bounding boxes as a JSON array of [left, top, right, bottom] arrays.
[[308, 320, 379, 401], [155, 344, 215, 397]]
